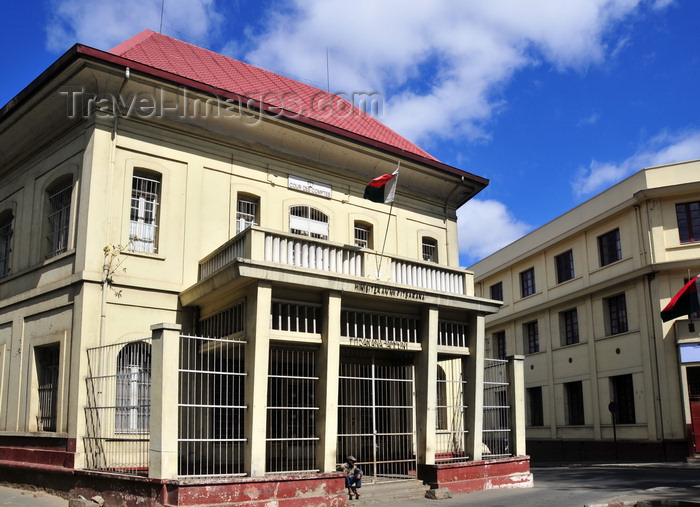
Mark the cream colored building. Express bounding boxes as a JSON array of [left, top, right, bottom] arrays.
[[471, 160, 700, 462], [0, 31, 531, 502]]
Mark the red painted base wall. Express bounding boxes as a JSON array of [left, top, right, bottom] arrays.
[[418, 456, 533, 493]]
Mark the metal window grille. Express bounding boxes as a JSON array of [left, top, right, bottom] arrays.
[[199, 300, 246, 338], [562, 308, 579, 345], [178, 334, 247, 477], [438, 320, 468, 348], [482, 358, 511, 459], [337, 352, 416, 483], [46, 182, 72, 258], [289, 205, 329, 240], [422, 238, 436, 262], [270, 300, 320, 333], [84, 338, 152, 475], [115, 343, 151, 434], [565, 380, 584, 425], [341, 309, 419, 344], [130, 173, 160, 253], [354, 224, 370, 248], [236, 197, 258, 234], [36, 345, 60, 431], [0, 215, 11, 278], [266, 345, 319, 474], [435, 357, 469, 463]]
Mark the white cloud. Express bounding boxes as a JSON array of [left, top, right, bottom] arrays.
[[572, 130, 700, 197], [458, 199, 532, 265], [243, 0, 652, 146], [45, 0, 219, 52]]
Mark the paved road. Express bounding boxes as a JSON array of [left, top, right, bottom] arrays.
[[396, 463, 700, 507], [1, 463, 699, 506]]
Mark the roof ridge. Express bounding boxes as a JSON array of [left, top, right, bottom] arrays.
[[109, 28, 157, 55]]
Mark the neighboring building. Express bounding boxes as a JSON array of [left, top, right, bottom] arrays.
[[470, 160, 700, 463], [0, 30, 531, 504]]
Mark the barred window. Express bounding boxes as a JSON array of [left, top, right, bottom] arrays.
[[236, 194, 259, 234], [341, 309, 419, 343], [46, 179, 73, 258], [438, 320, 468, 348], [422, 237, 437, 262], [199, 301, 246, 338], [271, 301, 321, 333], [35, 344, 60, 431], [115, 342, 151, 434], [289, 205, 329, 240], [130, 171, 161, 253], [354, 222, 372, 249]]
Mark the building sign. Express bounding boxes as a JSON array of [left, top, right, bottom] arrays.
[[348, 337, 408, 350], [288, 175, 332, 199], [679, 342, 700, 363], [354, 283, 425, 301]]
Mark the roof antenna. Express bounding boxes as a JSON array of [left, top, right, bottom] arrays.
[[160, 0, 165, 33], [326, 48, 330, 92]]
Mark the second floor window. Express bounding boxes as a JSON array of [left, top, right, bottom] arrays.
[[130, 171, 161, 253], [46, 179, 73, 259], [236, 195, 259, 234], [490, 282, 503, 301], [354, 222, 372, 249], [606, 293, 628, 335], [494, 330, 506, 359], [555, 249, 575, 283], [289, 205, 329, 240], [524, 321, 539, 354], [422, 237, 437, 262], [598, 228, 621, 267], [520, 267, 536, 298], [560, 308, 579, 346], [676, 201, 700, 244], [0, 211, 12, 278]]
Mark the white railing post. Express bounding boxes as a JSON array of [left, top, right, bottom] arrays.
[[149, 322, 182, 479]]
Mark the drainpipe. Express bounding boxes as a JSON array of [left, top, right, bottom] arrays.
[[646, 271, 668, 461]]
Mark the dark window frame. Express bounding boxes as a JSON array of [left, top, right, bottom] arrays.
[[606, 293, 628, 335], [524, 321, 539, 354], [490, 282, 503, 302], [561, 308, 580, 346], [520, 268, 536, 298], [598, 228, 621, 267], [676, 201, 700, 244], [611, 374, 636, 424], [555, 249, 575, 283], [565, 381, 584, 426], [527, 386, 544, 427]]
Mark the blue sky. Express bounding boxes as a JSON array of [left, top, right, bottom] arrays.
[[2, 0, 699, 266]]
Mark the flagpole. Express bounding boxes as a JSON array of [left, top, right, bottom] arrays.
[[375, 199, 394, 279]]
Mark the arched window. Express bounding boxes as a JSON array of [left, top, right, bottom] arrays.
[[45, 176, 73, 258], [289, 205, 329, 240], [422, 237, 437, 262], [354, 221, 372, 249], [130, 170, 161, 253], [0, 210, 13, 278], [115, 342, 151, 434]]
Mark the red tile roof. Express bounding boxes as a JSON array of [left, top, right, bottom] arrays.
[[110, 30, 436, 160]]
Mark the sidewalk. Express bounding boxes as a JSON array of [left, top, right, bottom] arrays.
[[0, 485, 68, 507]]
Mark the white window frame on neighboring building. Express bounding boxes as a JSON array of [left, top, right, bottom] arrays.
[[130, 170, 161, 254]]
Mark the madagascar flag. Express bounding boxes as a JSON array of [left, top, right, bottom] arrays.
[[661, 275, 700, 322], [364, 167, 399, 204]]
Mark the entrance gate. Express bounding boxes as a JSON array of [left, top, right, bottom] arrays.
[[337, 350, 416, 483]]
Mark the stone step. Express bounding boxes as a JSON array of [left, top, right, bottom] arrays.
[[347, 479, 429, 505]]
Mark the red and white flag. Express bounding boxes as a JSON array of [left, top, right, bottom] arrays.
[[364, 166, 399, 204], [661, 275, 700, 322]]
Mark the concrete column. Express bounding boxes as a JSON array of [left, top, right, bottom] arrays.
[[317, 290, 342, 471], [149, 322, 182, 479], [415, 305, 438, 465], [465, 313, 485, 461], [507, 354, 526, 457], [244, 281, 272, 476]]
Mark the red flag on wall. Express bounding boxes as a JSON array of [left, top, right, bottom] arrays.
[[364, 167, 399, 204], [661, 275, 700, 322]]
